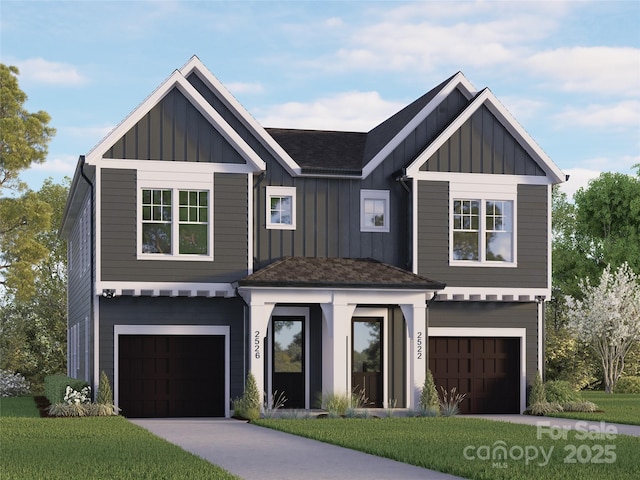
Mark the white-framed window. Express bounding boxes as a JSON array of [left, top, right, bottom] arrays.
[[266, 186, 296, 230], [360, 190, 389, 232], [138, 185, 212, 260], [451, 196, 515, 265]]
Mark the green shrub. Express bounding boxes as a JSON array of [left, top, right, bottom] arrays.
[[545, 380, 581, 404], [44, 375, 89, 404], [322, 392, 350, 416], [48, 402, 88, 417], [420, 369, 439, 412], [528, 402, 563, 416], [232, 372, 261, 421], [97, 371, 113, 404], [615, 376, 640, 394], [528, 371, 546, 405]]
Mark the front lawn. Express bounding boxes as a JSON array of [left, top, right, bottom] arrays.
[[255, 417, 640, 480], [548, 392, 640, 426], [0, 414, 239, 480]]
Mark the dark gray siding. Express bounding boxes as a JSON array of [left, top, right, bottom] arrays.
[[420, 105, 545, 176], [99, 296, 246, 400], [100, 169, 248, 283], [417, 181, 548, 288], [67, 185, 94, 383], [104, 88, 245, 164], [429, 301, 538, 385]]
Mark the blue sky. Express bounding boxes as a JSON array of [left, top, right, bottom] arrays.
[[2, 0, 639, 198]]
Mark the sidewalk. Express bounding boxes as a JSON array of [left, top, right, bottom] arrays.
[[131, 418, 466, 480]]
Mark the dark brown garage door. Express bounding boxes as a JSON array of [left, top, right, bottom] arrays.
[[429, 337, 519, 414], [119, 335, 225, 418]]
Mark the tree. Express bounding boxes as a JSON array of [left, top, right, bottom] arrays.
[[1, 64, 56, 300], [566, 263, 640, 393], [0, 179, 69, 390]]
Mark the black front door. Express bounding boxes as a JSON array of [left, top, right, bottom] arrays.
[[352, 318, 383, 407], [272, 317, 305, 408]]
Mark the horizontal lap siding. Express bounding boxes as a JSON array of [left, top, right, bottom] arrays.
[[429, 301, 538, 385], [100, 169, 248, 283], [417, 181, 548, 288]]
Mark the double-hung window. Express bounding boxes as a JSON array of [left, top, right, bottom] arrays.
[[266, 186, 296, 230], [360, 190, 390, 232], [451, 194, 515, 265], [140, 186, 211, 259]]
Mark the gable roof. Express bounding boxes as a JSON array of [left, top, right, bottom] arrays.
[[238, 257, 446, 290]]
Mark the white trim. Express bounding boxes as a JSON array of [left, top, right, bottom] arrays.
[[179, 56, 300, 176], [266, 186, 297, 230], [412, 177, 419, 274], [269, 306, 310, 409], [405, 89, 565, 184], [247, 173, 254, 274], [113, 324, 231, 417], [429, 327, 527, 413], [435, 286, 551, 302], [96, 281, 235, 298], [360, 190, 390, 233], [362, 72, 477, 179], [537, 300, 544, 375]]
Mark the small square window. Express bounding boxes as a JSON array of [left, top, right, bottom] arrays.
[[360, 190, 390, 232], [266, 186, 296, 230]]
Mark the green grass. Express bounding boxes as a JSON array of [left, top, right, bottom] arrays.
[[548, 392, 640, 426], [255, 417, 640, 480], [1, 415, 239, 480], [0, 396, 40, 417]]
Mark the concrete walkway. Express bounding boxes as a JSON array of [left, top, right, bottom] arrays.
[[130, 418, 465, 480]]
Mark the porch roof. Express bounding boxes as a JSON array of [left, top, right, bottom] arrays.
[[238, 257, 446, 290]]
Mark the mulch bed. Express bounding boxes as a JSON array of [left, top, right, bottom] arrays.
[[34, 396, 52, 417]]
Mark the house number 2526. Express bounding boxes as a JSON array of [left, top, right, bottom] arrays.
[[254, 330, 261, 359], [416, 332, 423, 359]]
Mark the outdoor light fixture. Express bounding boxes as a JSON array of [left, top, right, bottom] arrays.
[[102, 289, 116, 298]]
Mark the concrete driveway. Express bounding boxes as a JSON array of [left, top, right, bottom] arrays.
[[130, 418, 466, 480]]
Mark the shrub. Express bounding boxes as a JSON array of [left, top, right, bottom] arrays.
[[562, 401, 598, 412], [528, 402, 563, 416], [322, 392, 350, 416], [528, 371, 546, 405], [420, 369, 439, 413], [44, 375, 89, 404], [97, 371, 114, 404], [233, 372, 261, 421], [0, 370, 30, 397], [615, 376, 640, 394], [545, 380, 581, 404], [48, 402, 88, 417]]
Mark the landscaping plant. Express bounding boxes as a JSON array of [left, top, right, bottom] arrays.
[[0, 369, 30, 397], [419, 369, 439, 415], [232, 372, 261, 420], [438, 386, 466, 416]]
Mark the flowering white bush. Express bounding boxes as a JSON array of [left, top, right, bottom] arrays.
[[0, 369, 31, 397], [64, 385, 92, 405]]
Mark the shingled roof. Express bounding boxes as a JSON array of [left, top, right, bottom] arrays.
[[238, 257, 446, 290]]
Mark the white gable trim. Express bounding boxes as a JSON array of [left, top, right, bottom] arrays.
[[85, 66, 265, 172], [180, 56, 301, 176], [362, 72, 477, 179], [405, 89, 565, 184]]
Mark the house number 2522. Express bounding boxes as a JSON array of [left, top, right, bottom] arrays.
[[254, 330, 261, 359], [416, 331, 423, 359]]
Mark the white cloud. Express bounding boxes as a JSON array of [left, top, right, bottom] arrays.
[[31, 154, 77, 174], [227, 82, 265, 95], [498, 96, 546, 123], [256, 91, 404, 131], [15, 58, 88, 86], [526, 47, 640, 96], [559, 167, 602, 199], [554, 100, 640, 129]]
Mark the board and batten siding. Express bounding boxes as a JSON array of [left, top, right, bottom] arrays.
[[417, 181, 548, 288], [428, 301, 538, 385], [100, 168, 248, 283], [98, 296, 246, 400]]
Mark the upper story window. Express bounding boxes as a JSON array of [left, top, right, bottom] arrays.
[[451, 197, 514, 265], [139, 187, 211, 260], [360, 190, 390, 232], [266, 186, 296, 230]]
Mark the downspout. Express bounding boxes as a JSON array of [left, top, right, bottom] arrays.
[[536, 295, 546, 381], [79, 156, 96, 396]]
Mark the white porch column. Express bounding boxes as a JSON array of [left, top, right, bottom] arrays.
[[248, 302, 275, 411], [321, 295, 356, 401], [400, 302, 427, 410]]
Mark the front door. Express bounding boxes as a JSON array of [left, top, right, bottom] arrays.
[[272, 316, 305, 408], [352, 318, 383, 407]]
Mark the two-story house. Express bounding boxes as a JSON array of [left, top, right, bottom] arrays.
[[60, 56, 564, 417]]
